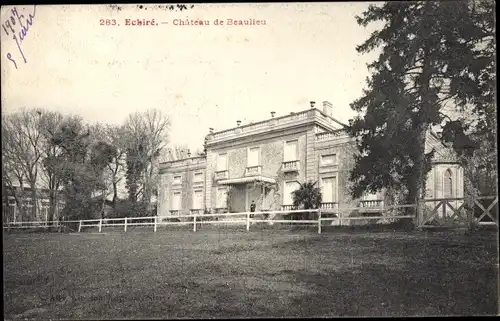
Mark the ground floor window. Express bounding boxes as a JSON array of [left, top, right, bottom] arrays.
[[192, 189, 203, 209], [216, 187, 228, 208], [321, 176, 337, 203], [283, 181, 300, 205], [171, 192, 181, 210]]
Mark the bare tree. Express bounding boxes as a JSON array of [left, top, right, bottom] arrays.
[[88, 122, 128, 208], [1, 146, 25, 221], [122, 109, 170, 212], [164, 144, 189, 161], [1, 109, 45, 221], [38, 110, 66, 222], [163, 145, 204, 161]]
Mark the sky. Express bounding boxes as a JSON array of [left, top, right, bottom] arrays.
[[1, 3, 380, 152]]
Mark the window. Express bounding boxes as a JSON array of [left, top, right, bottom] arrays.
[[192, 190, 203, 209], [217, 153, 227, 171], [321, 154, 337, 166], [321, 176, 337, 203], [171, 192, 181, 210], [194, 172, 204, 182], [247, 147, 260, 167], [173, 175, 182, 184], [444, 169, 453, 198], [283, 181, 300, 205], [216, 187, 228, 208], [284, 140, 298, 162]]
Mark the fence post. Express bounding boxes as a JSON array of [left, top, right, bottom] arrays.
[[78, 220, 82, 232], [415, 200, 420, 227], [154, 216, 157, 232], [318, 209, 322, 234], [124, 217, 127, 232], [246, 212, 250, 232], [193, 214, 197, 232], [99, 218, 102, 232], [467, 197, 474, 232]]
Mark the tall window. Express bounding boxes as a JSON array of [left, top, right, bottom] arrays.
[[321, 154, 337, 166], [173, 175, 182, 184], [171, 192, 181, 210], [283, 181, 300, 205], [217, 154, 227, 171], [194, 172, 204, 182], [444, 169, 453, 198], [192, 190, 203, 209], [216, 187, 228, 208], [248, 147, 260, 167], [321, 176, 337, 203], [284, 140, 298, 162]]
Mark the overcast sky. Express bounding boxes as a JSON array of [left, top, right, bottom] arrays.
[[1, 3, 380, 151]]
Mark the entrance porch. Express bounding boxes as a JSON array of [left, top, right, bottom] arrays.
[[218, 176, 276, 212]]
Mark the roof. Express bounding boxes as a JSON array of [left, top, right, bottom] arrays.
[[426, 130, 459, 163], [218, 176, 276, 185]]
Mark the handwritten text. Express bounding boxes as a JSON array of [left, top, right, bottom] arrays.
[[2, 5, 37, 70]]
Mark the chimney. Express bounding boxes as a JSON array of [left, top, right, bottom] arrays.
[[322, 101, 333, 117], [187, 150, 191, 158], [237, 120, 241, 126], [271, 111, 275, 118], [209, 127, 214, 133], [310, 101, 316, 108]]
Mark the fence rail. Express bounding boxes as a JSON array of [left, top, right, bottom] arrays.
[[4, 196, 497, 233], [418, 196, 498, 228], [3, 207, 416, 234]]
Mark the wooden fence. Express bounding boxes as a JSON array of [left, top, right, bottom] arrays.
[[2, 202, 64, 224], [418, 196, 498, 229], [3, 207, 416, 234], [3, 196, 497, 233]]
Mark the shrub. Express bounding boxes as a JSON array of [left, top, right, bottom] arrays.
[[292, 181, 322, 220]]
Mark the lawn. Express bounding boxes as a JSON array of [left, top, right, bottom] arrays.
[[3, 226, 499, 318]]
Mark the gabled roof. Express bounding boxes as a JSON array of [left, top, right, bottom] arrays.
[[426, 130, 459, 163]]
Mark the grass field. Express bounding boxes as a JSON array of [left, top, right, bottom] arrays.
[[3, 226, 499, 318]]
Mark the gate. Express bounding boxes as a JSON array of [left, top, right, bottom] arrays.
[[418, 196, 498, 229]]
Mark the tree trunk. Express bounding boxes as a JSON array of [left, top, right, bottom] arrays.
[[49, 191, 56, 222], [128, 182, 137, 203], [15, 182, 27, 222], [407, 4, 435, 226], [112, 181, 118, 208], [48, 175, 60, 224], [100, 193, 106, 219]]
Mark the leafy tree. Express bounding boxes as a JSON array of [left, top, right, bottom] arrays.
[[347, 1, 496, 205], [49, 117, 115, 220]]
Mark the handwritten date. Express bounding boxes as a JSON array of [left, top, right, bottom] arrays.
[[2, 5, 37, 70]]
